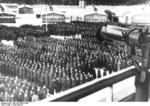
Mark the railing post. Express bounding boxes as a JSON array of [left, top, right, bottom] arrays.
[[107, 86, 113, 102], [148, 70, 150, 102]]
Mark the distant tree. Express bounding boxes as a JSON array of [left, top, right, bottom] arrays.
[[23, 0, 36, 4], [0, 0, 148, 5]]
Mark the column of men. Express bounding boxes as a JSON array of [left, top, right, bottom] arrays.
[[0, 36, 135, 102]]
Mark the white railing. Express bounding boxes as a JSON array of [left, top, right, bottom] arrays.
[[33, 65, 136, 102]]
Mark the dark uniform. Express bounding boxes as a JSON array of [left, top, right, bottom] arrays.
[[61, 77, 67, 91]]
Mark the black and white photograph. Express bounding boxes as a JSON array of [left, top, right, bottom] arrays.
[[0, 0, 150, 105]]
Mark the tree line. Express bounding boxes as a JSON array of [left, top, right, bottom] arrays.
[[0, 0, 148, 5]]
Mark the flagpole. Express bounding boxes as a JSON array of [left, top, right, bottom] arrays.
[[46, 4, 48, 32]]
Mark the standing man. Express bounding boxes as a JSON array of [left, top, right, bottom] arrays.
[[49, 71, 54, 95]]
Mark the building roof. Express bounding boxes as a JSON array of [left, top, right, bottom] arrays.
[[4, 3, 18, 8], [0, 12, 15, 16], [84, 13, 107, 17], [42, 13, 65, 17], [19, 4, 33, 9], [0, 3, 18, 14]]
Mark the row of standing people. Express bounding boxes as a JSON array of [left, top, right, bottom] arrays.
[[0, 36, 136, 102]]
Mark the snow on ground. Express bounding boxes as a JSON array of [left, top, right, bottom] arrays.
[[1, 40, 14, 47], [50, 34, 82, 40]]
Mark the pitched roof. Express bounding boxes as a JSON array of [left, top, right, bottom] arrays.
[[84, 13, 107, 17], [42, 13, 65, 17], [0, 12, 15, 16]]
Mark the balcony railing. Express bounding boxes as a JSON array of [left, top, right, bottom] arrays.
[[37, 65, 136, 102]]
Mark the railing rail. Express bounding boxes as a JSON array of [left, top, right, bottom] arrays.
[[38, 66, 136, 102]]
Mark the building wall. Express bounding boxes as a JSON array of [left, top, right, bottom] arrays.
[[42, 13, 65, 24], [0, 13, 16, 23], [19, 7, 33, 14], [84, 13, 108, 22]]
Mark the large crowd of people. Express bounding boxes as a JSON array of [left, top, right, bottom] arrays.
[[0, 22, 141, 102], [0, 36, 138, 102], [0, 22, 129, 40], [48, 22, 103, 37]]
